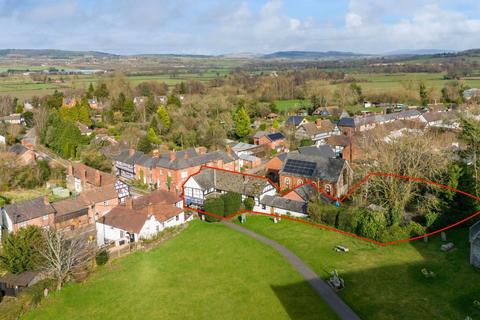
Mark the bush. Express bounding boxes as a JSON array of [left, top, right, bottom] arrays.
[[204, 197, 224, 222], [355, 209, 387, 241], [95, 249, 109, 266], [243, 197, 255, 211], [336, 207, 358, 233], [222, 192, 242, 216]]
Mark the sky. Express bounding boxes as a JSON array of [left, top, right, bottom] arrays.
[[0, 0, 479, 55]]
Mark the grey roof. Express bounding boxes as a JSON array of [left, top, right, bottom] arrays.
[[115, 150, 145, 165], [232, 142, 257, 154], [280, 153, 346, 183], [261, 195, 306, 213], [337, 117, 355, 127], [290, 184, 333, 204], [3, 197, 55, 223], [9, 144, 28, 155], [339, 110, 421, 128], [239, 153, 259, 162], [191, 168, 274, 197], [298, 145, 335, 159], [286, 116, 305, 126]]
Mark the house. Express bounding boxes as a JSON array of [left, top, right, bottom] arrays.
[[238, 153, 262, 169], [51, 197, 92, 234], [23, 102, 34, 111], [253, 131, 286, 152], [0, 271, 42, 297], [324, 135, 364, 161], [265, 153, 288, 183], [279, 153, 353, 197], [88, 97, 99, 109], [79, 183, 127, 218], [364, 101, 372, 108], [76, 121, 93, 136], [312, 107, 330, 117], [66, 163, 117, 193], [96, 190, 185, 247], [63, 97, 76, 108], [230, 142, 265, 158], [419, 111, 459, 129], [470, 220, 480, 268], [9, 143, 36, 165], [0, 114, 25, 125], [183, 167, 276, 210], [133, 96, 147, 107], [295, 119, 339, 143], [1, 196, 55, 234], [464, 88, 480, 101], [285, 116, 307, 128], [267, 113, 278, 120], [155, 95, 168, 105], [114, 148, 239, 193], [338, 110, 422, 134]]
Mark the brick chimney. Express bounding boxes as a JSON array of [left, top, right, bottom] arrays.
[[125, 197, 133, 209], [129, 149, 135, 156], [197, 146, 206, 155], [147, 204, 154, 216], [43, 195, 50, 206], [152, 149, 160, 157], [169, 151, 176, 162], [315, 119, 323, 127], [80, 167, 87, 182], [95, 170, 102, 187], [67, 164, 73, 177]]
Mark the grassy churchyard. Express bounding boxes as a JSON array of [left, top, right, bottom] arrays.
[[237, 215, 480, 320], [23, 221, 338, 320]]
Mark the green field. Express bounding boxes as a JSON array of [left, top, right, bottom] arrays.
[[23, 221, 338, 320], [274, 99, 313, 111], [238, 215, 480, 320]]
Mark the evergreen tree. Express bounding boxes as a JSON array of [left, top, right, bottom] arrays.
[[0, 226, 44, 274], [419, 82, 429, 107], [147, 127, 161, 145], [157, 106, 171, 133], [149, 116, 160, 134], [234, 106, 251, 138], [86, 83, 95, 99], [137, 135, 153, 153]]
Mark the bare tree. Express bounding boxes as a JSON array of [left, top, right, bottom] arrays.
[[37, 229, 94, 290], [34, 105, 50, 138]]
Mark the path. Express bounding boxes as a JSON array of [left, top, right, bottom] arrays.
[[222, 221, 361, 320]]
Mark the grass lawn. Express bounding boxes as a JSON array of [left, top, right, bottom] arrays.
[[23, 221, 338, 320], [236, 215, 480, 320], [0, 187, 49, 203], [274, 99, 312, 112]]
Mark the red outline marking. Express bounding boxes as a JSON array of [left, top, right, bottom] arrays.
[[180, 167, 480, 246]]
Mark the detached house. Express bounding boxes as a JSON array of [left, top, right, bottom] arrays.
[[96, 190, 185, 247], [285, 116, 307, 128], [253, 131, 286, 152], [183, 167, 276, 209], [295, 119, 340, 144], [279, 153, 352, 197]]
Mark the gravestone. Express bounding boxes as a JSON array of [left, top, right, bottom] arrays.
[[441, 242, 455, 252], [424, 236, 428, 243], [441, 232, 447, 242]]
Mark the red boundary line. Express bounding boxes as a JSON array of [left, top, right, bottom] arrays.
[[180, 166, 480, 246]]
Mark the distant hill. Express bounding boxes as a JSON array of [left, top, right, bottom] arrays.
[[384, 49, 456, 56], [0, 49, 118, 58], [261, 51, 370, 60]]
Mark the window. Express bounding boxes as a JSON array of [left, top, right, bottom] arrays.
[[156, 225, 160, 232], [176, 215, 179, 221], [285, 177, 290, 186], [120, 231, 125, 238], [167, 171, 172, 177], [181, 171, 188, 179], [325, 184, 332, 194], [103, 201, 109, 206], [42, 214, 49, 221]]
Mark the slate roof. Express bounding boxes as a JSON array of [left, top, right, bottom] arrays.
[[9, 144, 28, 155], [191, 168, 274, 197], [338, 110, 422, 128], [0, 271, 40, 287], [286, 116, 305, 126], [280, 153, 346, 183], [2, 197, 55, 223], [115, 149, 236, 170], [290, 184, 333, 204], [421, 111, 455, 123], [261, 195, 306, 213], [298, 145, 335, 158], [232, 142, 257, 154]]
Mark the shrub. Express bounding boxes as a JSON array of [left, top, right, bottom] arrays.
[[222, 192, 242, 217], [204, 197, 224, 222], [336, 207, 358, 233], [355, 209, 387, 241], [95, 249, 109, 266], [243, 197, 255, 211]]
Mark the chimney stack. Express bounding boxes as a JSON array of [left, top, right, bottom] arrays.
[[80, 167, 87, 182], [129, 149, 135, 156], [95, 170, 102, 187], [315, 119, 322, 127], [67, 164, 73, 177], [197, 146, 206, 155], [152, 149, 160, 157], [169, 151, 176, 162], [126, 197, 133, 209], [43, 195, 50, 206], [147, 204, 154, 216]]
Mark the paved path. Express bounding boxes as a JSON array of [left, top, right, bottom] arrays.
[[222, 221, 361, 320]]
